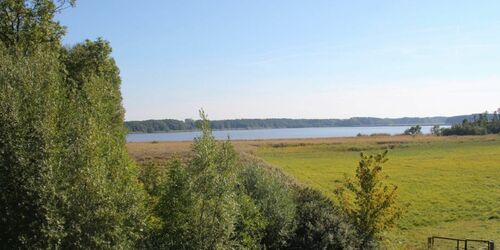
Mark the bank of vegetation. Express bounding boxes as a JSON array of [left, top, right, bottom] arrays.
[[435, 112, 500, 136], [0, 1, 402, 249]]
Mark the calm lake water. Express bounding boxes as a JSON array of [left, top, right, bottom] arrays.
[[127, 125, 447, 142]]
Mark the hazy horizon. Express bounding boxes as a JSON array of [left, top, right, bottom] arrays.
[[58, 1, 500, 121]]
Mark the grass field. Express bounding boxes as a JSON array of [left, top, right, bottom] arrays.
[[255, 135, 500, 249]]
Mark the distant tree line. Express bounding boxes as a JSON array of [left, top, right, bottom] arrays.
[[434, 112, 500, 136], [126, 114, 499, 133], [126, 117, 455, 133]]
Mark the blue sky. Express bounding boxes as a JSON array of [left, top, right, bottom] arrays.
[[58, 1, 500, 121]]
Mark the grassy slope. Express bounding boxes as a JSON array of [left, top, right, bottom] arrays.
[[255, 135, 500, 249]]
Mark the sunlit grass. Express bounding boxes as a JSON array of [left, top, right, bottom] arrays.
[[255, 135, 500, 249]]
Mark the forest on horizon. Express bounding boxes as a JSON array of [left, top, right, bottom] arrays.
[[125, 113, 492, 133]]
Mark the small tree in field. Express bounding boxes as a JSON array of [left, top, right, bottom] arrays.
[[431, 125, 442, 136], [404, 125, 422, 136], [335, 150, 402, 249]]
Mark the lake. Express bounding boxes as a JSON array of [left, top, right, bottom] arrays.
[[127, 125, 447, 142]]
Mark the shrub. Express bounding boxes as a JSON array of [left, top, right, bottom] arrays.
[[0, 43, 64, 248], [154, 111, 240, 249], [240, 164, 297, 249], [154, 160, 195, 249], [289, 187, 357, 250], [0, 2, 147, 248], [233, 192, 267, 249], [431, 125, 441, 136], [403, 125, 422, 135]]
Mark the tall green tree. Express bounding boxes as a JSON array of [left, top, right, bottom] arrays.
[[0, 0, 74, 53], [154, 160, 195, 249], [431, 125, 441, 136], [335, 151, 402, 249], [403, 125, 422, 136], [154, 111, 240, 249], [289, 187, 356, 250], [56, 38, 146, 248], [188, 110, 239, 249], [0, 1, 147, 248], [233, 191, 267, 249], [240, 163, 296, 249], [0, 42, 65, 248]]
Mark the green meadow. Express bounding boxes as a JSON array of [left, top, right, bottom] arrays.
[[255, 135, 500, 249]]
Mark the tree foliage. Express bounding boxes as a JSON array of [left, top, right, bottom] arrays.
[[289, 187, 356, 250], [188, 111, 240, 249], [55, 38, 146, 249], [0, 1, 146, 248], [0, 0, 75, 53], [431, 125, 441, 136], [403, 125, 422, 136], [233, 192, 267, 249], [154, 160, 195, 249], [239, 163, 297, 249], [440, 112, 500, 136], [153, 111, 241, 249], [0, 41, 64, 248], [335, 151, 402, 249]]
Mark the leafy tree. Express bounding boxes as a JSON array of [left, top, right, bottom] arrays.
[[431, 125, 441, 136], [240, 163, 296, 249], [154, 111, 240, 249], [188, 110, 240, 249], [154, 160, 195, 249], [403, 125, 422, 136], [0, 0, 75, 53], [54, 38, 147, 249], [289, 187, 356, 250], [0, 1, 147, 248], [233, 192, 267, 249], [138, 161, 169, 197], [487, 111, 500, 134], [441, 111, 500, 136], [476, 112, 489, 127], [0, 42, 65, 248], [335, 151, 402, 249]]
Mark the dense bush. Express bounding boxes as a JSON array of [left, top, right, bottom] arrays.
[[239, 163, 297, 249], [0, 42, 64, 248], [152, 112, 241, 249], [440, 112, 500, 136], [441, 124, 487, 136], [289, 187, 356, 250], [153, 160, 195, 249], [403, 125, 422, 135], [0, 1, 146, 248]]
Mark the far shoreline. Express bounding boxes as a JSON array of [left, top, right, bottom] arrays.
[[126, 123, 450, 134]]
